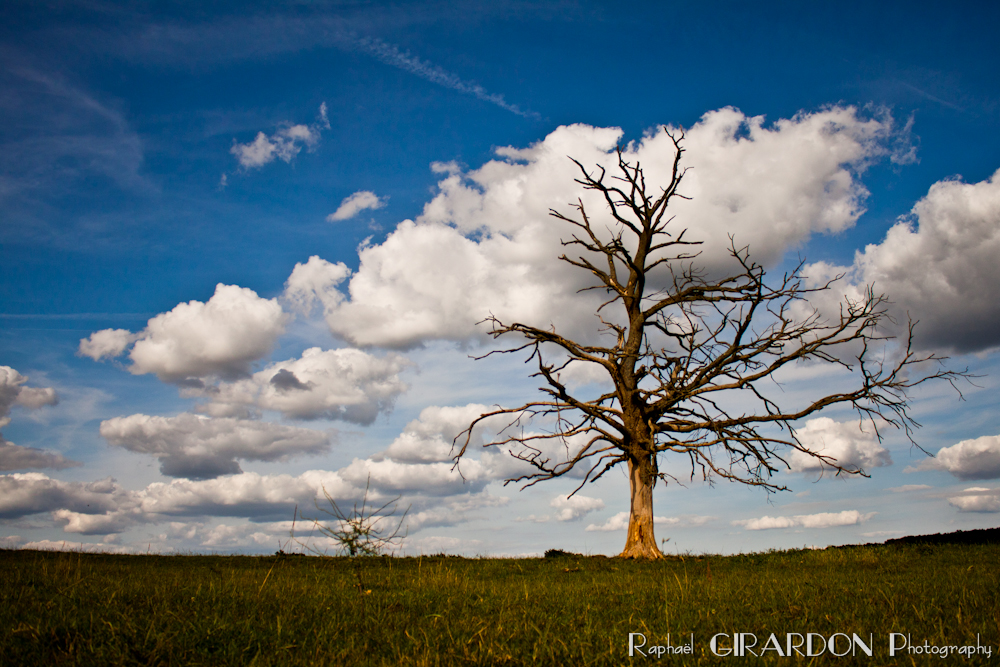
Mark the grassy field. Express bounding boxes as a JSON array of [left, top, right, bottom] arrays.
[[2, 544, 997, 665]]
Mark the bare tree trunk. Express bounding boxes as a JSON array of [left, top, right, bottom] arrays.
[[619, 457, 664, 559]]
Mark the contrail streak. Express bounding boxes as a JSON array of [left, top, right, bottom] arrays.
[[354, 37, 539, 119]]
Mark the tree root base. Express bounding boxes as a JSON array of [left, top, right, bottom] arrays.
[[617, 543, 666, 560]]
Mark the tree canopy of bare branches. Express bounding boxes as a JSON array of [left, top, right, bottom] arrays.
[[454, 129, 965, 559]]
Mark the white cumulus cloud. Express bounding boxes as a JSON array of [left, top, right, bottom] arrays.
[[79, 284, 288, 382], [136, 470, 354, 521], [910, 435, 1000, 480], [181, 347, 411, 425], [397, 494, 509, 533], [734, 510, 876, 531], [801, 168, 1000, 354], [294, 107, 900, 349], [100, 413, 331, 479], [77, 328, 139, 361], [161, 521, 292, 548], [788, 417, 892, 474], [283, 255, 351, 315], [327, 191, 386, 222], [0, 365, 58, 428], [947, 487, 1000, 513], [0, 367, 75, 471], [0, 473, 135, 520], [0, 435, 529, 541], [0, 442, 81, 472], [374, 402, 574, 487], [53, 508, 145, 534], [382, 403, 497, 464], [230, 104, 328, 169], [0, 464, 511, 537], [585, 511, 689, 532], [186, 347, 410, 424], [550, 493, 605, 521], [338, 457, 489, 497]]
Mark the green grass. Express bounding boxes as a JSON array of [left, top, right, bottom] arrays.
[[2, 545, 998, 665]]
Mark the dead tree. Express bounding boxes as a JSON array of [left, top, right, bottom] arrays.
[[455, 129, 964, 559]]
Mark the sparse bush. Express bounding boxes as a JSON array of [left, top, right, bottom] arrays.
[[544, 549, 581, 558], [295, 476, 409, 556]]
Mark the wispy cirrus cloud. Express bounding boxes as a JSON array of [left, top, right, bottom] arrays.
[[87, 14, 539, 120], [0, 62, 149, 228], [353, 37, 539, 119]]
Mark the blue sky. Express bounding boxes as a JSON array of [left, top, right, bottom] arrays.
[[2, 0, 1000, 556]]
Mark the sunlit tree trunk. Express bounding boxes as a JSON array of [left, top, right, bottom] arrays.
[[619, 457, 664, 559]]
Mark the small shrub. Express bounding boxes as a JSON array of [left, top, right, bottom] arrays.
[[544, 549, 581, 558], [295, 476, 409, 556]]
